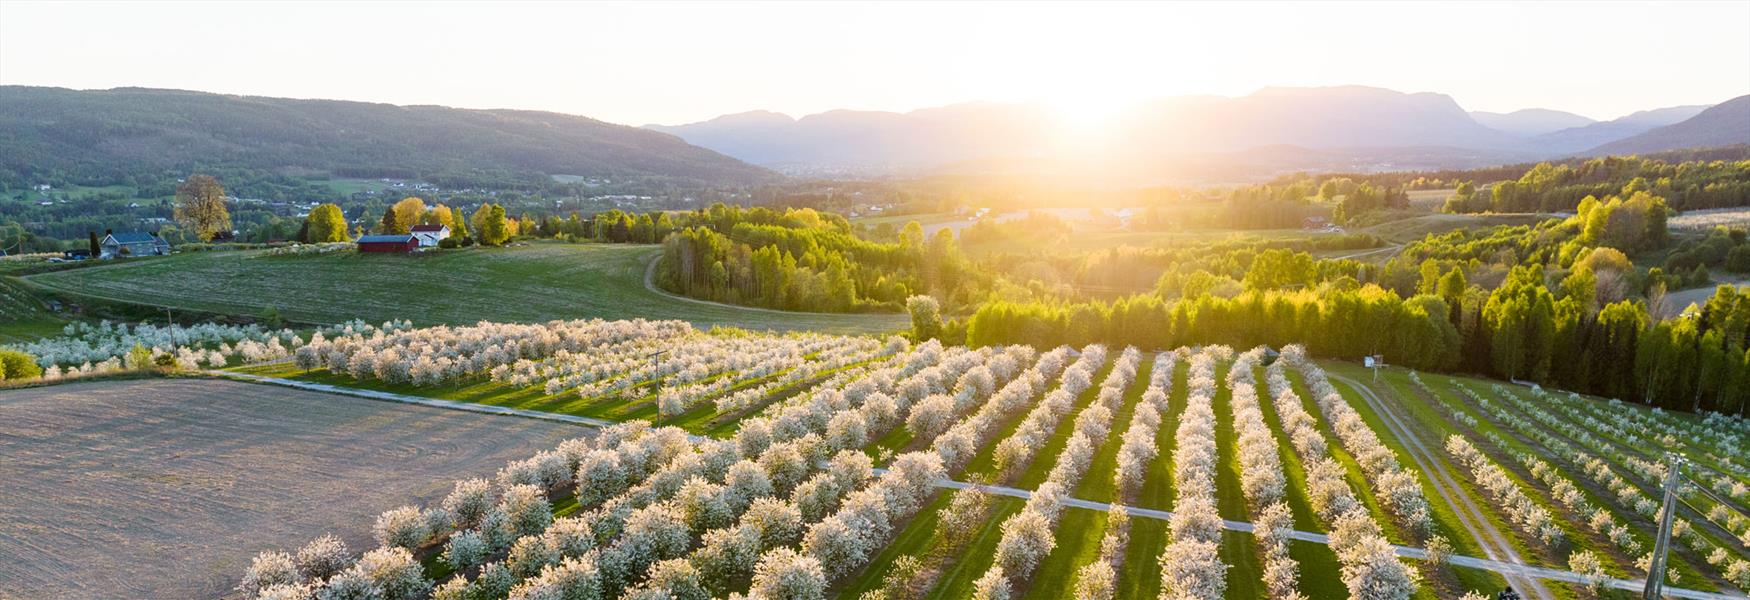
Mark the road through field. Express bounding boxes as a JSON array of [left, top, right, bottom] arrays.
[[1329, 373, 1555, 600], [0, 378, 586, 600]]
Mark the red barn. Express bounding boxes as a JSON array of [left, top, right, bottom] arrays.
[[356, 234, 417, 253]]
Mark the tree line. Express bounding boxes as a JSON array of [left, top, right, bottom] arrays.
[[1443, 157, 1750, 214], [653, 205, 971, 312], [961, 204, 1750, 415]]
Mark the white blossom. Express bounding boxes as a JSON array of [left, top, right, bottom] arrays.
[[750, 547, 826, 600]]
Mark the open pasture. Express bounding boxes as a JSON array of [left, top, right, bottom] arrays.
[[0, 378, 585, 599], [22, 243, 905, 334]]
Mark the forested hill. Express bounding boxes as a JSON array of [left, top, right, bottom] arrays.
[[0, 86, 779, 187]]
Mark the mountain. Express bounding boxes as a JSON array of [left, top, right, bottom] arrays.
[[653, 86, 1527, 177], [1527, 104, 1713, 154], [1110, 86, 1520, 154], [0, 86, 777, 186], [1470, 108, 1595, 136], [1589, 95, 1750, 155], [647, 103, 1055, 172]]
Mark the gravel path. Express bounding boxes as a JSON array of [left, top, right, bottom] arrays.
[[0, 378, 588, 600], [1329, 372, 1554, 600]]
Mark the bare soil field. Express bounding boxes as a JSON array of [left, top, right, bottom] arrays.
[[0, 378, 588, 600]]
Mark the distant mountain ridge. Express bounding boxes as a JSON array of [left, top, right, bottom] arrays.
[[1524, 104, 1713, 154], [0, 86, 778, 186], [1589, 96, 1750, 155], [651, 86, 1744, 180], [647, 103, 1057, 169], [1470, 108, 1596, 136]]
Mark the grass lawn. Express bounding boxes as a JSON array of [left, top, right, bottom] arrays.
[[0, 277, 65, 342], [962, 228, 1346, 258], [24, 243, 905, 334], [1440, 374, 1730, 591], [840, 359, 1087, 595], [1400, 370, 1711, 587], [1358, 213, 1552, 244], [1022, 358, 1154, 598], [1288, 369, 1485, 600], [1282, 371, 1414, 547], [1246, 365, 1351, 599], [1321, 364, 1520, 596], [319, 177, 412, 195], [0, 316, 67, 344], [1208, 363, 1264, 599], [929, 360, 1118, 598], [1116, 360, 1187, 600]]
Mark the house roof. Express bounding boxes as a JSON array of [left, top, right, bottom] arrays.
[[105, 232, 167, 244], [357, 234, 416, 243], [410, 224, 448, 233]]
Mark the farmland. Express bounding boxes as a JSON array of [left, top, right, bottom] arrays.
[[21, 243, 905, 334], [66, 317, 1728, 600], [0, 378, 586, 599], [1670, 208, 1750, 232]]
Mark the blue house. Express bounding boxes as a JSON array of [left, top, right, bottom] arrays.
[[99, 232, 171, 258]]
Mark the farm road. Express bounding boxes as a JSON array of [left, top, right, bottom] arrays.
[[1330, 372, 1554, 600]]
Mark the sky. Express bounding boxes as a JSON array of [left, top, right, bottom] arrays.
[[2, 1, 1748, 127]]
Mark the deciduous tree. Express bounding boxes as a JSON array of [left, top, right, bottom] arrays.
[[174, 174, 232, 242]]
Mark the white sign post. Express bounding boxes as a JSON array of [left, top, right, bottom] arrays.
[[1364, 355, 1384, 382]]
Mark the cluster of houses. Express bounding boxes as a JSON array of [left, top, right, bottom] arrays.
[[59, 231, 177, 260], [65, 224, 453, 260]]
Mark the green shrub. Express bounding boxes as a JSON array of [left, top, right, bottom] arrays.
[[439, 237, 460, 249], [1726, 245, 1750, 273], [0, 349, 43, 380]]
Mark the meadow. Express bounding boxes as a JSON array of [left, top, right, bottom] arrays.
[[21, 243, 905, 334]]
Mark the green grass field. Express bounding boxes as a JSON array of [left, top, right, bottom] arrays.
[[961, 228, 1351, 257], [0, 277, 65, 343], [23, 243, 905, 334], [1359, 212, 1554, 244]]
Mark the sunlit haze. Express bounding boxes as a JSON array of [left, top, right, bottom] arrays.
[[3, 0, 1747, 126]]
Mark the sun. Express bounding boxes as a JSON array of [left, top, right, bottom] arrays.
[[1040, 92, 1131, 152], [1045, 92, 1128, 132]]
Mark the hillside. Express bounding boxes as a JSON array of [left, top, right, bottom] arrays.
[[22, 244, 905, 334], [0, 86, 778, 187], [1589, 95, 1750, 155]]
